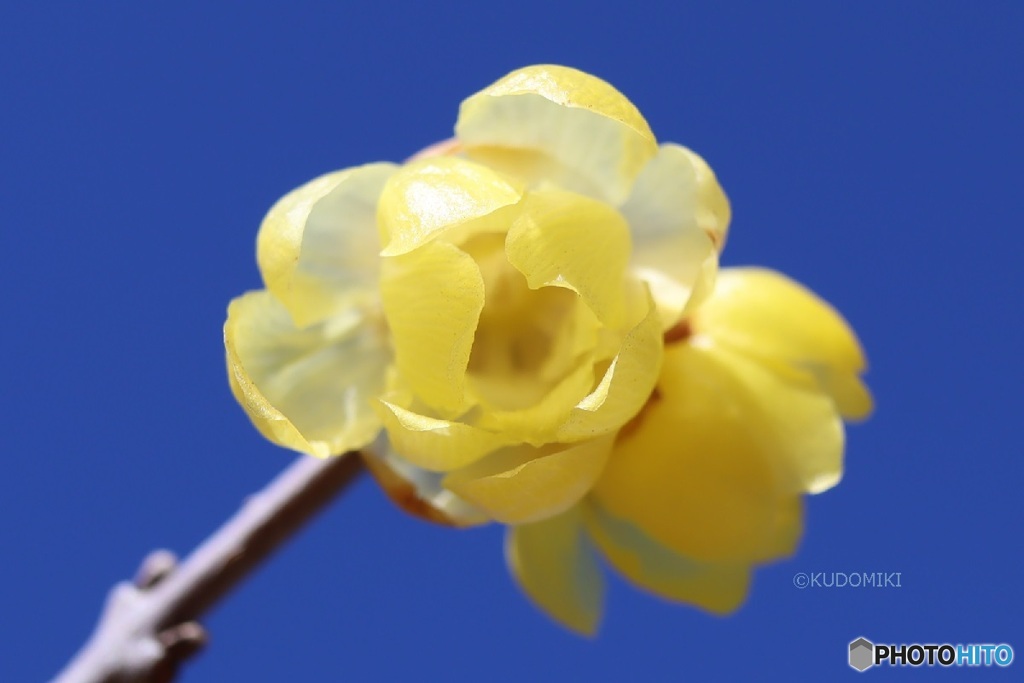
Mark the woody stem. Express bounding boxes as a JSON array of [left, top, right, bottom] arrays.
[[52, 452, 366, 683]]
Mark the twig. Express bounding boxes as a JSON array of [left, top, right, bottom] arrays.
[[52, 451, 366, 683]]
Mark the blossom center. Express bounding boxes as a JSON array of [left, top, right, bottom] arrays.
[[463, 233, 586, 410]]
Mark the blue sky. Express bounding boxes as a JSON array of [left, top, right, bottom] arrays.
[[2, 2, 1021, 681]]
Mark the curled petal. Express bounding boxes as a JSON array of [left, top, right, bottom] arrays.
[[583, 501, 751, 615], [620, 144, 725, 327], [472, 356, 596, 443], [695, 268, 873, 420], [379, 240, 484, 415], [505, 188, 631, 326], [819, 370, 873, 422], [257, 163, 397, 328], [456, 64, 657, 204], [591, 342, 805, 563], [224, 291, 390, 458], [377, 156, 522, 256], [698, 268, 866, 370], [375, 400, 508, 472], [555, 292, 663, 442], [443, 435, 614, 525], [684, 147, 731, 250], [505, 507, 605, 636], [361, 437, 490, 527]]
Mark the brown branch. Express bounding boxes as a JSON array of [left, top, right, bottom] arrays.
[[52, 451, 366, 683]]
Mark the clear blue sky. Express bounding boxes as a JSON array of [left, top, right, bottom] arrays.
[[2, 3, 1020, 681]]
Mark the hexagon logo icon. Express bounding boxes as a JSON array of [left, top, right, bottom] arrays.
[[849, 637, 874, 672]]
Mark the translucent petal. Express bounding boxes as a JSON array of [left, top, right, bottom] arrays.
[[555, 293, 663, 441], [620, 144, 725, 327], [583, 501, 751, 615], [377, 156, 522, 256], [224, 291, 390, 458], [456, 65, 658, 204], [257, 163, 397, 328], [375, 399, 508, 472], [472, 356, 597, 443], [505, 188, 631, 326], [686, 147, 731, 250], [591, 342, 805, 563], [360, 436, 491, 527], [379, 240, 484, 415], [443, 435, 614, 525], [541, 287, 605, 376], [505, 507, 606, 635], [462, 146, 604, 200]]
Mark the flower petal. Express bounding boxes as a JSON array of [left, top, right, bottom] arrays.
[[456, 65, 657, 204], [505, 507, 605, 635], [443, 435, 614, 525], [620, 144, 726, 327], [458, 147, 604, 202], [257, 163, 397, 328], [555, 292, 664, 441], [379, 240, 484, 415], [377, 156, 522, 256], [224, 291, 390, 458], [819, 370, 874, 422], [591, 341, 804, 563], [689, 149, 731, 249], [698, 268, 866, 370], [472, 355, 597, 443], [704, 344, 847, 494], [505, 188, 632, 327], [361, 436, 491, 527], [583, 501, 751, 615], [375, 399, 508, 472], [695, 267, 873, 419]]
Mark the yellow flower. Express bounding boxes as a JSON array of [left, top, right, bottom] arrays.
[[225, 65, 727, 526], [508, 268, 872, 634], [224, 64, 872, 634]]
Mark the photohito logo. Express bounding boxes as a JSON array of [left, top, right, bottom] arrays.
[[848, 637, 1014, 671]]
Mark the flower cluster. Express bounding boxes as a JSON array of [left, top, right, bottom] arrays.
[[225, 65, 872, 634]]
